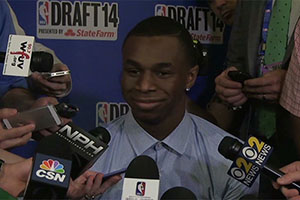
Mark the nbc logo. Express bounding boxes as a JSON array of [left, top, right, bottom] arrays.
[[36, 159, 66, 182]]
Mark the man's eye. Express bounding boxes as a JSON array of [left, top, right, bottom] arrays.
[[126, 69, 140, 76], [157, 71, 171, 77]]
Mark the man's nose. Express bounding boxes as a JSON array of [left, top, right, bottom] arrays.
[[136, 72, 155, 92]]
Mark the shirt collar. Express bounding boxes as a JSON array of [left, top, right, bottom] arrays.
[[124, 111, 193, 156]]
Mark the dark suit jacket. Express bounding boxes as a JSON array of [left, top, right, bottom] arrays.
[[226, 0, 294, 77]]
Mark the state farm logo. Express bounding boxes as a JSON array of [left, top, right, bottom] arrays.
[[36, 159, 66, 182], [64, 29, 76, 36], [36, 0, 119, 41]]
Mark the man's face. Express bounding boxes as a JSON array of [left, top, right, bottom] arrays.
[[121, 36, 194, 124], [209, 0, 237, 26]]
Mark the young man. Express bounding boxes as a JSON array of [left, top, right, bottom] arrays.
[[91, 16, 258, 199]]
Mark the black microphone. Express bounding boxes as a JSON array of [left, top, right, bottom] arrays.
[[218, 136, 300, 191], [122, 155, 160, 199], [24, 134, 73, 199], [0, 51, 53, 72], [55, 122, 110, 179], [89, 126, 111, 144], [161, 187, 197, 200]]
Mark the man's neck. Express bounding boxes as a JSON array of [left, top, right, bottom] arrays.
[[135, 109, 186, 141]]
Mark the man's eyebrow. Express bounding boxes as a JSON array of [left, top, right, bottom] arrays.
[[153, 63, 172, 69], [123, 60, 173, 69], [123, 59, 141, 67]]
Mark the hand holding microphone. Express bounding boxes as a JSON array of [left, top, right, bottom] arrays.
[[218, 136, 300, 192], [30, 63, 72, 97], [2, 34, 72, 97], [272, 161, 300, 199], [0, 108, 35, 149], [67, 170, 122, 200]]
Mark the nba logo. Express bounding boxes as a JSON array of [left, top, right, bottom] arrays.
[[38, 0, 49, 25], [96, 102, 109, 124], [155, 4, 167, 16], [136, 182, 146, 196]]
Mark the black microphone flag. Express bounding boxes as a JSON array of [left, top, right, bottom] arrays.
[[0, 51, 53, 72], [218, 136, 300, 192], [122, 155, 160, 200], [55, 122, 109, 179], [24, 135, 72, 199]]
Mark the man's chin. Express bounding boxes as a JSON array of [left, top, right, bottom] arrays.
[[132, 112, 161, 125]]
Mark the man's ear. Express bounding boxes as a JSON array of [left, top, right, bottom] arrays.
[[186, 65, 199, 89]]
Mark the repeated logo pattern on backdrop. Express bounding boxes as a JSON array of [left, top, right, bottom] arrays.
[[37, 0, 119, 40], [8, 0, 225, 130], [155, 4, 224, 44]]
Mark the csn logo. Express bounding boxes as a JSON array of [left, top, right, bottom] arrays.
[[136, 182, 146, 196], [38, 1, 49, 25], [36, 159, 66, 182], [96, 102, 129, 125]]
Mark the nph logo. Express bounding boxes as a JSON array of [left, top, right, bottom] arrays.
[[136, 182, 146, 196], [36, 159, 66, 182], [96, 102, 130, 125], [58, 124, 104, 155]]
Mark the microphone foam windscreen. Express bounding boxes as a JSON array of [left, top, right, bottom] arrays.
[[218, 136, 242, 161], [30, 51, 53, 72], [125, 155, 159, 179], [89, 126, 111, 144], [161, 187, 197, 200]]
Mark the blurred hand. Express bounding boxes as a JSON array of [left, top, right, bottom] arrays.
[[243, 69, 286, 102], [0, 108, 35, 149], [0, 158, 33, 197], [215, 66, 247, 106], [67, 170, 122, 200], [272, 161, 300, 200], [30, 97, 71, 137], [30, 63, 72, 97]]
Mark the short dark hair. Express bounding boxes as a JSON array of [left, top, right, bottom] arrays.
[[123, 16, 197, 68]]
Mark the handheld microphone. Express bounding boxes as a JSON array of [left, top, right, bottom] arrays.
[[0, 51, 53, 72], [121, 155, 160, 200], [160, 187, 197, 200], [55, 122, 110, 179], [218, 136, 300, 191], [24, 135, 73, 199], [2, 34, 54, 77], [89, 126, 111, 144]]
